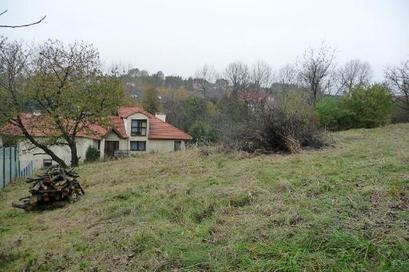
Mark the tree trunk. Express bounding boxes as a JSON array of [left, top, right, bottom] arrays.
[[69, 140, 79, 167], [14, 118, 68, 168]]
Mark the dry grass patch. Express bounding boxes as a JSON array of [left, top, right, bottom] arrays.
[[0, 124, 408, 271]]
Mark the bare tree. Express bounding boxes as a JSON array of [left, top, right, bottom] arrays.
[[224, 62, 250, 94], [385, 59, 409, 112], [0, 9, 46, 28], [297, 45, 336, 105], [250, 61, 273, 91], [277, 64, 298, 91], [336, 59, 372, 94], [194, 64, 217, 98]]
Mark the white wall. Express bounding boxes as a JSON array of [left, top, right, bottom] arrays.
[[18, 137, 97, 170], [105, 131, 127, 150], [125, 113, 149, 151], [145, 140, 185, 153], [4, 112, 188, 170]]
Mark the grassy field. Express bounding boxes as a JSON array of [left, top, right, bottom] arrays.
[[1, 124, 408, 271]]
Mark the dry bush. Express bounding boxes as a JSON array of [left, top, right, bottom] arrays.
[[236, 91, 329, 153]]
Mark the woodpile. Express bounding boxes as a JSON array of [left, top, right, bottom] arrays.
[[12, 165, 85, 211]]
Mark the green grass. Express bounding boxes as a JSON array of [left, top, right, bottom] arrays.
[[1, 124, 409, 271]]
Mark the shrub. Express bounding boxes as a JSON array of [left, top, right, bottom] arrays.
[[222, 91, 328, 153], [215, 94, 252, 149], [189, 120, 218, 143], [345, 84, 392, 128], [254, 92, 327, 153], [391, 103, 409, 123], [317, 84, 393, 130], [316, 97, 354, 130], [85, 146, 100, 162]]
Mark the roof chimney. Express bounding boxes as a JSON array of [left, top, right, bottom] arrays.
[[155, 113, 166, 122]]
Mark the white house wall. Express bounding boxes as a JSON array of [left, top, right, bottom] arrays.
[[1, 111, 189, 171], [146, 140, 185, 153], [105, 131, 127, 150], [18, 137, 97, 170], [125, 113, 149, 151]]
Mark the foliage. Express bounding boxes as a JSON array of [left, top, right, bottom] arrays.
[[189, 120, 218, 143], [214, 94, 251, 148], [346, 84, 392, 128], [85, 146, 100, 162], [317, 84, 393, 130], [140, 86, 159, 114], [255, 92, 327, 153], [391, 103, 409, 123], [165, 96, 219, 143], [1, 124, 408, 271], [0, 38, 124, 167], [0, 135, 18, 147], [316, 96, 354, 130], [212, 92, 326, 153]]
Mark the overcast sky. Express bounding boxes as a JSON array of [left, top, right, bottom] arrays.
[[1, 0, 408, 80]]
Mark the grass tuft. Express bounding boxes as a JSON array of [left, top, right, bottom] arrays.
[[0, 124, 409, 271]]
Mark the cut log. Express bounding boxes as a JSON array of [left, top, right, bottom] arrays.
[[12, 165, 85, 211]]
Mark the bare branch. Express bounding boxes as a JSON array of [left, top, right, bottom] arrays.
[[385, 59, 409, 112], [250, 61, 273, 92], [224, 62, 250, 94], [0, 9, 46, 28], [336, 59, 372, 95], [194, 64, 217, 98], [297, 44, 336, 104]]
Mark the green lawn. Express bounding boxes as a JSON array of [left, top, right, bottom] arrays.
[[1, 124, 408, 271]]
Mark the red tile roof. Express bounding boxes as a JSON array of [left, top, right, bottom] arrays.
[[0, 113, 61, 137], [109, 116, 127, 139], [118, 106, 153, 119], [117, 107, 192, 140], [0, 114, 123, 140], [148, 117, 192, 140], [0, 107, 192, 141]]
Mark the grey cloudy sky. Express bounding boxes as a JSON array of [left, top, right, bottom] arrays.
[[1, 0, 408, 80]]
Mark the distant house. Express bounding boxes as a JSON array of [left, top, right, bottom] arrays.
[[0, 107, 192, 170]]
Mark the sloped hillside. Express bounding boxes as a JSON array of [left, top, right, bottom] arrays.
[[1, 124, 408, 271]]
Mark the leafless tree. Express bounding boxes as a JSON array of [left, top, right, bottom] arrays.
[[0, 9, 46, 28], [224, 62, 250, 94], [385, 59, 409, 112], [194, 64, 217, 98], [336, 59, 372, 94], [297, 45, 336, 105], [250, 61, 273, 91], [277, 64, 298, 90]]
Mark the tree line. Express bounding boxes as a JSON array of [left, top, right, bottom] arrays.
[[0, 37, 408, 166], [131, 45, 407, 148]]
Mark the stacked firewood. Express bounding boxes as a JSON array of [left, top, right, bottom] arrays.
[[12, 165, 85, 211]]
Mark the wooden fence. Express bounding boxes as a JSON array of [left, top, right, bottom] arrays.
[[0, 146, 33, 188]]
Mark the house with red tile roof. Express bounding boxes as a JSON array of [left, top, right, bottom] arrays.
[[0, 107, 192, 170]]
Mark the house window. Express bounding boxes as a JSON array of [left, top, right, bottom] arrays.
[[174, 140, 181, 151], [130, 141, 146, 151], [43, 159, 52, 168], [131, 120, 147, 136]]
